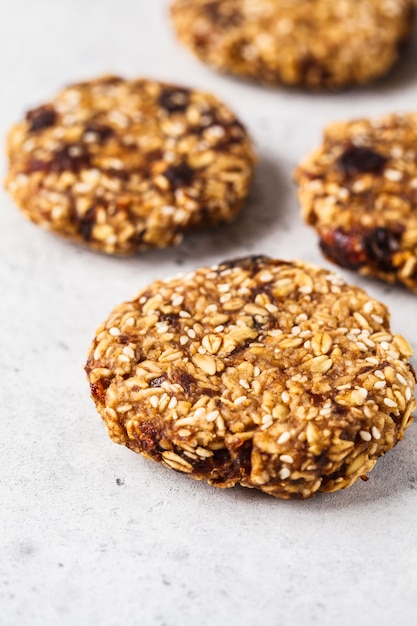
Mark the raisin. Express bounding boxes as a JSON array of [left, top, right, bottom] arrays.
[[26, 105, 57, 132], [173, 371, 196, 394], [104, 168, 130, 181], [146, 148, 163, 162], [204, 1, 243, 27], [163, 162, 194, 188], [149, 376, 166, 388], [320, 228, 366, 270], [159, 87, 190, 113], [78, 204, 98, 241], [83, 123, 114, 143], [161, 313, 179, 327], [139, 421, 162, 453], [337, 145, 388, 176], [363, 227, 400, 270], [25, 159, 50, 174], [90, 379, 111, 404], [299, 55, 331, 85], [52, 144, 91, 174]]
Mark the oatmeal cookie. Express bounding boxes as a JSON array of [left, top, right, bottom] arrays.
[[295, 113, 417, 292], [170, 0, 415, 89], [5, 75, 255, 255], [85, 256, 416, 499]]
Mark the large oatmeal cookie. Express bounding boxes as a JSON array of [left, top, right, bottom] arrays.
[[85, 256, 416, 499], [5, 75, 255, 255], [295, 113, 417, 292], [170, 0, 415, 89]]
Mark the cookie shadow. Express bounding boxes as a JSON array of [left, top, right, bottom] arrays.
[[360, 25, 417, 94], [166, 155, 290, 265]]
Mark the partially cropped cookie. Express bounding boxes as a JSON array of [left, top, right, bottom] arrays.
[[295, 113, 417, 292], [5, 76, 255, 255], [170, 0, 415, 89], [85, 256, 416, 499]]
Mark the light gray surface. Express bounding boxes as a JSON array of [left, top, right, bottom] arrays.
[[1, 2, 417, 625]]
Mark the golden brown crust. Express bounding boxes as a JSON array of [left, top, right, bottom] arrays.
[[295, 113, 417, 292], [5, 75, 255, 255], [85, 256, 416, 499], [170, 0, 415, 89]]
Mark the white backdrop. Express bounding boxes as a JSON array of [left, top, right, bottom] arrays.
[[1, 2, 416, 625]]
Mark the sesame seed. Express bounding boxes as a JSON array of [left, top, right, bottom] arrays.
[[109, 327, 121, 336], [380, 341, 390, 350], [234, 396, 247, 405], [405, 388, 412, 401], [280, 455, 294, 464], [180, 336, 188, 345], [179, 310, 191, 318], [360, 431, 372, 442], [150, 396, 159, 408], [254, 366, 261, 377], [374, 380, 386, 389], [265, 303, 278, 313], [371, 427, 381, 440], [216, 415, 225, 431], [384, 168, 403, 182], [384, 398, 397, 408], [194, 407, 206, 419], [363, 301, 373, 314], [239, 379, 250, 389], [277, 431, 290, 444], [296, 313, 308, 323], [279, 468, 291, 480], [291, 326, 301, 336], [125, 317, 135, 326], [206, 410, 219, 422], [358, 387, 368, 398], [281, 391, 290, 403], [172, 295, 184, 307], [220, 294, 231, 303], [363, 406, 374, 419], [168, 397, 178, 409], [123, 346, 135, 359], [187, 329, 196, 339], [396, 373, 407, 386], [374, 370, 385, 379], [356, 341, 368, 352], [139, 296, 147, 305], [214, 325, 224, 333], [117, 405, 132, 413], [366, 357, 379, 365], [218, 283, 230, 293], [371, 314, 384, 324]]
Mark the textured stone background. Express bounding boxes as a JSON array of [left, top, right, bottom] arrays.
[[1, 1, 416, 625]]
